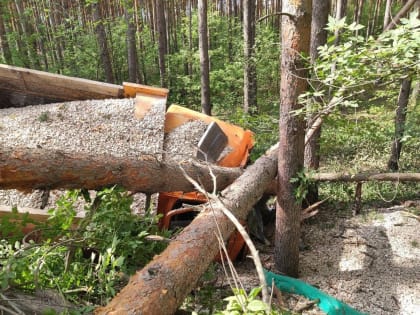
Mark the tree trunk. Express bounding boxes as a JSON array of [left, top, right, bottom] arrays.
[[95, 145, 278, 315], [10, 1, 30, 67], [0, 5, 12, 64], [0, 146, 243, 194], [92, 2, 115, 83], [188, 0, 194, 77], [388, 78, 412, 171], [312, 172, 420, 182], [243, 0, 257, 114], [383, 0, 393, 30], [124, 1, 139, 83], [198, 0, 211, 115], [156, 0, 167, 88], [354, 0, 364, 36], [275, 0, 311, 277], [304, 0, 330, 205], [227, 0, 234, 62], [334, 0, 347, 45], [384, 0, 418, 31]]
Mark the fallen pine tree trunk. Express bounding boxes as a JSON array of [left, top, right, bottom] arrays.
[[0, 146, 243, 194], [312, 172, 420, 182], [2, 145, 418, 194], [264, 171, 420, 195], [94, 144, 279, 315]]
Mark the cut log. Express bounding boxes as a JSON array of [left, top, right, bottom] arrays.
[[94, 144, 278, 315], [0, 63, 124, 108], [265, 171, 420, 195], [0, 98, 254, 195], [312, 172, 420, 182], [0, 146, 243, 194]]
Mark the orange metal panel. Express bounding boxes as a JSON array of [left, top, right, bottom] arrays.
[[165, 105, 254, 167]]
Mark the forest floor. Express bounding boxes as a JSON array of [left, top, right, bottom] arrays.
[[210, 200, 420, 315]]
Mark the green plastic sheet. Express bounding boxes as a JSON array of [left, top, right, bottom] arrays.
[[264, 269, 368, 315]]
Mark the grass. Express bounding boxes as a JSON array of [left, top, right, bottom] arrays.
[[38, 111, 50, 122]]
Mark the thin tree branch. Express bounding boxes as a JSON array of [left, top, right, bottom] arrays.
[[257, 12, 295, 23]]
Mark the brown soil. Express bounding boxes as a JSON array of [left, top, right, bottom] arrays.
[[214, 202, 420, 315]]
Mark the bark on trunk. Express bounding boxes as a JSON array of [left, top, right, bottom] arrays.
[[95, 145, 278, 315], [198, 0, 211, 116], [156, 0, 167, 88], [312, 172, 420, 182], [334, 0, 347, 45], [384, 0, 418, 31], [93, 2, 115, 84], [243, 0, 257, 114], [304, 0, 330, 205], [124, 2, 139, 83], [383, 0, 393, 30], [275, 0, 311, 277], [0, 6, 12, 64], [0, 147, 243, 194], [387, 78, 412, 171]]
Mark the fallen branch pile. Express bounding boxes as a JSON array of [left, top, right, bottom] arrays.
[[94, 145, 278, 315]]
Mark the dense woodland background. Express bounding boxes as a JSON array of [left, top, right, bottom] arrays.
[[0, 1, 419, 313], [1, 0, 419, 265], [0, 0, 418, 163]]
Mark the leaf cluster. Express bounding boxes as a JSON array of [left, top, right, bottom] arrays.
[[215, 287, 290, 315], [298, 11, 419, 117], [0, 187, 169, 309]]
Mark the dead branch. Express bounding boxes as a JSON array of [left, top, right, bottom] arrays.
[[312, 172, 420, 182]]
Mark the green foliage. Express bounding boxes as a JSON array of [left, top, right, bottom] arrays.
[[0, 206, 37, 243], [300, 12, 419, 117], [81, 186, 167, 272], [215, 287, 289, 315], [291, 169, 314, 204], [38, 111, 50, 122], [0, 187, 169, 308], [227, 109, 278, 161]]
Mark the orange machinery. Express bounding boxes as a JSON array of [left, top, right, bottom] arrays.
[[157, 105, 255, 261]]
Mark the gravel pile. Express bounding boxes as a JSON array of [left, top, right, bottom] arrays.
[[163, 120, 209, 162], [0, 189, 46, 208], [0, 98, 165, 158], [0, 98, 166, 211]]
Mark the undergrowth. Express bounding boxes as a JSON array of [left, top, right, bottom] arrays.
[[0, 187, 169, 312]]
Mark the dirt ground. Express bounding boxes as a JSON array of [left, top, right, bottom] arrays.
[[217, 201, 420, 315]]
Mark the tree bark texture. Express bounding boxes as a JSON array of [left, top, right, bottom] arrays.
[[243, 0, 257, 114], [95, 145, 278, 315], [92, 2, 115, 84], [334, 0, 347, 45], [156, 0, 168, 87], [384, 0, 418, 31], [388, 78, 412, 171], [124, 2, 139, 83], [0, 146, 243, 194], [312, 172, 420, 182], [304, 0, 330, 205], [198, 0, 211, 116], [383, 0, 393, 30], [275, 0, 311, 277], [0, 6, 12, 64]]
